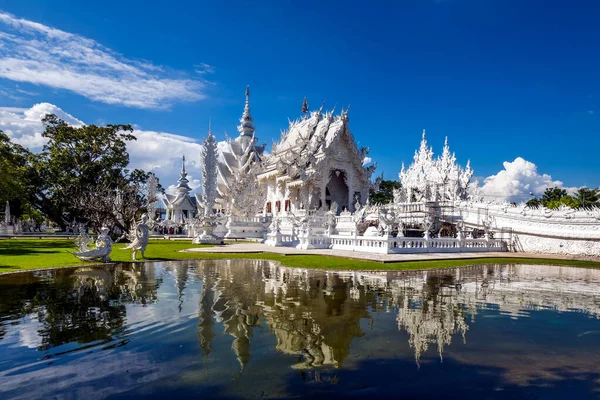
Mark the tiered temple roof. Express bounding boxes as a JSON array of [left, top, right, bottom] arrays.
[[258, 107, 376, 187], [215, 87, 266, 200], [164, 156, 197, 220]]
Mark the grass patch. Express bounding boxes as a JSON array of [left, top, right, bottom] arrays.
[[1, 239, 599, 274]]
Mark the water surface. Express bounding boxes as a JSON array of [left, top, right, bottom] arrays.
[[1, 260, 600, 399]]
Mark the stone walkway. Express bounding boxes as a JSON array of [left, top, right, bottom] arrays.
[[182, 243, 600, 263]]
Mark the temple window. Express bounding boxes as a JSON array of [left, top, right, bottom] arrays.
[[276, 201, 281, 212], [284, 200, 291, 211], [266, 202, 272, 213]]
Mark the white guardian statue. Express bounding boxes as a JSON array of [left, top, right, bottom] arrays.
[[73, 226, 113, 262], [123, 214, 150, 260]]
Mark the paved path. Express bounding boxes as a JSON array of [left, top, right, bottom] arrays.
[[183, 243, 600, 263]]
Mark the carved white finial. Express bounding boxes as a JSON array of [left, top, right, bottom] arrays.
[[238, 86, 255, 137]]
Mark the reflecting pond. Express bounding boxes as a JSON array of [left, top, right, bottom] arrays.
[[1, 260, 600, 399]]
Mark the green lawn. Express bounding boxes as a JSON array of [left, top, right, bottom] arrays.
[[1, 238, 599, 274]]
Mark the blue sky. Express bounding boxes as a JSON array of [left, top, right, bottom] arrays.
[[0, 0, 598, 198]]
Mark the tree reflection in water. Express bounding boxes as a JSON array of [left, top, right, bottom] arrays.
[[0, 265, 160, 351]]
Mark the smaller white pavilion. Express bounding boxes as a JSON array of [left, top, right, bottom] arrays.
[[164, 156, 197, 223]]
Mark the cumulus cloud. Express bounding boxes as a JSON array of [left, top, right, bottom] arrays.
[[0, 102, 204, 192], [128, 129, 203, 194], [478, 157, 567, 202], [0, 12, 207, 109], [0, 102, 82, 148], [362, 156, 372, 166]]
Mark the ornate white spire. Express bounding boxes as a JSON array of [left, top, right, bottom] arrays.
[[4, 201, 9, 225], [201, 119, 219, 216], [398, 131, 473, 203], [176, 155, 192, 195], [237, 86, 255, 137], [419, 129, 428, 155]]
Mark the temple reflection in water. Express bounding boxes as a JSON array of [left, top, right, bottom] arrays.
[[1, 260, 600, 372], [162, 260, 600, 370]]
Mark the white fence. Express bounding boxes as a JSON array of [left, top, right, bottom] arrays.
[[330, 235, 506, 254], [279, 232, 507, 254]]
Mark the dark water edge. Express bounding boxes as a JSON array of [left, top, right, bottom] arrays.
[[1, 259, 599, 399]]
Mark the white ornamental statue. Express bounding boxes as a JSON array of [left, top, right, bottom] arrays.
[[4, 201, 10, 226], [123, 214, 149, 260], [192, 121, 221, 245], [72, 227, 113, 262], [200, 119, 219, 217]]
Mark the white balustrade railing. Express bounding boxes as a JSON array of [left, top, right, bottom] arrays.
[[229, 215, 271, 225], [327, 235, 507, 254], [335, 215, 354, 224], [268, 228, 508, 253], [393, 202, 426, 213], [278, 233, 297, 244]]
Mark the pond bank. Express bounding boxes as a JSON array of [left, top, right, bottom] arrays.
[[2, 239, 600, 275], [183, 242, 600, 263]]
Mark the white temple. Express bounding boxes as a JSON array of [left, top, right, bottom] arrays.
[[258, 106, 376, 214], [152, 86, 600, 257], [164, 156, 197, 224]]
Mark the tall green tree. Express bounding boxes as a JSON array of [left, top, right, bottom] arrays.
[[0, 130, 32, 219], [541, 187, 567, 207], [536, 186, 600, 209], [28, 114, 157, 232]]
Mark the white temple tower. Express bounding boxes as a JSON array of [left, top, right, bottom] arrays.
[[215, 86, 266, 208], [164, 156, 197, 223]]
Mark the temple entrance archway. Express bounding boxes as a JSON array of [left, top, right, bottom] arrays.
[[326, 169, 349, 213]]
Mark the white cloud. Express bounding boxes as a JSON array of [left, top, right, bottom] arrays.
[[24, 102, 84, 126], [478, 157, 567, 202], [128, 129, 203, 193], [0, 102, 205, 192], [0, 12, 207, 109], [194, 63, 215, 75], [0, 106, 26, 113], [362, 156, 372, 166], [0, 102, 82, 148]]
